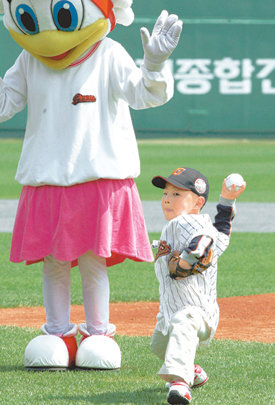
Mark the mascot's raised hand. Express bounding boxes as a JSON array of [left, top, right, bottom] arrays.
[[140, 10, 183, 70]]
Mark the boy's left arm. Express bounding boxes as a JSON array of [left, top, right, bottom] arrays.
[[169, 234, 214, 279]]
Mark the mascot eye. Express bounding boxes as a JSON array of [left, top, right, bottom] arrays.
[[13, 4, 39, 35], [52, 0, 84, 31]]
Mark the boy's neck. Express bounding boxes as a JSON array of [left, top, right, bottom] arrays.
[[185, 208, 201, 215]]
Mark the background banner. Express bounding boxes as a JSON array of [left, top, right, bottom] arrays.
[[1, 0, 274, 136]]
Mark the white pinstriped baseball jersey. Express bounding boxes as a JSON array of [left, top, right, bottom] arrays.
[[154, 210, 230, 343]]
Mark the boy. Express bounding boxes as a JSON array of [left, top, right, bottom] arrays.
[[150, 167, 246, 404]]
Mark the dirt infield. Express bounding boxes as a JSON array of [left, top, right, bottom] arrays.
[[0, 294, 274, 343]]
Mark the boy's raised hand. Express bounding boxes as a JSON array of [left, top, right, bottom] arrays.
[[221, 179, 246, 200], [140, 10, 183, 70]]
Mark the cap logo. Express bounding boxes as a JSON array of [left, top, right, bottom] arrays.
[[194, 178, 207, 194], [172, 168, 186, 176]]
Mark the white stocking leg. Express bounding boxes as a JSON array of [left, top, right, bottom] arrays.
[[43, 255, 71, 335], [78, 250, 109, 335]]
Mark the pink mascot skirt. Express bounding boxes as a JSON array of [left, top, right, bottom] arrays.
[[10, 179, 154, 267]]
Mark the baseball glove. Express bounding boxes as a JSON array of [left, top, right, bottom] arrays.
[[168, 246, 214, 279]]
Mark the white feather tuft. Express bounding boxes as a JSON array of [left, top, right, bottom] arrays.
[[112, 0, 134, 26], [113, 0, 133, 8]]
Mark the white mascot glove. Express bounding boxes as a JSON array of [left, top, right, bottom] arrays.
[[140, 9, 183, 71]]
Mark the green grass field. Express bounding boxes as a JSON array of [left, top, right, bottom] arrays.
[[0, 232, 274, 307], [0, 138, 274, 404], [0, 328, 273, 404], [1, 138, 275, 201]]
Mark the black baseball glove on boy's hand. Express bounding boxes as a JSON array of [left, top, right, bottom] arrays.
[[168, 235, 214, 279]]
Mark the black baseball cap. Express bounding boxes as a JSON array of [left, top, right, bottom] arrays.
[[152, 167, 209, 202]]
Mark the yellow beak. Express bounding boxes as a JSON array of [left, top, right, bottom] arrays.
[[9, 19, 108, 69]]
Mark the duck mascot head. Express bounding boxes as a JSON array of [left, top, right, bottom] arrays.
[[0, 0, 134, 69], [0, 0, 182, 372]]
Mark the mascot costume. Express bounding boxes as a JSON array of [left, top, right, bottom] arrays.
[[0, 0, 182, 370]]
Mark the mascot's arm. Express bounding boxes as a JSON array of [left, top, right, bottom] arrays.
[[110, 43, 173, 109], [110, 10, 182, 110], [0, 53, 27, 123]]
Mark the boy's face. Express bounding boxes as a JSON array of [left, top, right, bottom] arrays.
[[161, 183, 204, 221]]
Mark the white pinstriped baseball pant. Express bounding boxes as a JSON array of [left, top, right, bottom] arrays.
[[150, 307, 210, 386]]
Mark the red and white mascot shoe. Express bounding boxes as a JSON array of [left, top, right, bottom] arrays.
[[76, 323, 121, 370], [24, 324, 78, 371]]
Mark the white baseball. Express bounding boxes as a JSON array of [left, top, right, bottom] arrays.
[[225, 173, 245, 191]]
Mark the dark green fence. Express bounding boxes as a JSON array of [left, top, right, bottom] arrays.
[[1, 0, 275, 137]]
